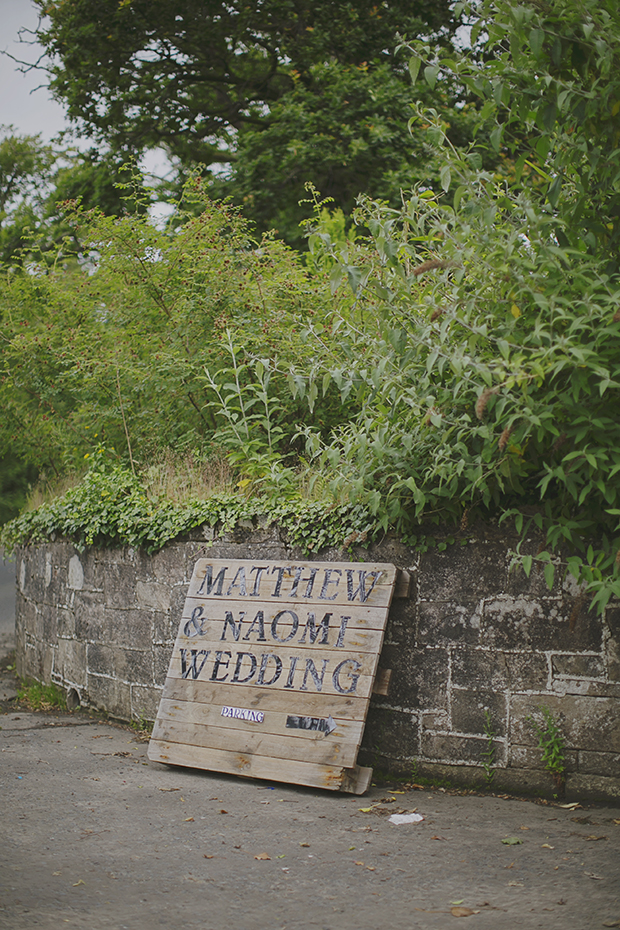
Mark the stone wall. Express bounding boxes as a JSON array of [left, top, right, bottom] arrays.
[[14, 525, 620, 801]]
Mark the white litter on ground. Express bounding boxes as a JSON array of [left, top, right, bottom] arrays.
[[389, 812, 424, 825]]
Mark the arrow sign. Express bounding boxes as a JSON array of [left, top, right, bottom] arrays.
[[286, 714, 337, 735]]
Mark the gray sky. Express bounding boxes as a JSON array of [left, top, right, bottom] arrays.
[[0, 0, 173, 206], [0, 0, 68, 140]]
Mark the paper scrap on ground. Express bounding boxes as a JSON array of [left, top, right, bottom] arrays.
[[389, 812, 424, 825]]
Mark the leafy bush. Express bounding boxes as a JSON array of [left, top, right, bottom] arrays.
[[527, 705, 566, 796], [3, 0, 620, 616], [0, 180, 338, 478], [295, 158, 620, 609], [281, 0, 620, 612]]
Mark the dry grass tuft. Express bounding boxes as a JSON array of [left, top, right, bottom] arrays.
[[142, 450, 234, 504], [25, 472, 86, 512]]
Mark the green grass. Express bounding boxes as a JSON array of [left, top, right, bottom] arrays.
[[17, 679, 67, 712]]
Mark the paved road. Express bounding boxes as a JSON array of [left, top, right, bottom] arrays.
[[0, 695, 619, 928]]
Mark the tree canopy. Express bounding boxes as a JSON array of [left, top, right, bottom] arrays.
[[37, 0, 455, 158], [35, 0, 463, 243]]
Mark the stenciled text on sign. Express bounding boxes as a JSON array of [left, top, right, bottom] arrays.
[[176, 560, 392, 697]]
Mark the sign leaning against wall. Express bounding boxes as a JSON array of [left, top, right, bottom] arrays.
[[148, 559, 398, 794]]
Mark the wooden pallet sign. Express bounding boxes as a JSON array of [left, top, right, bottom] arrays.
[[148, 558, 398, 794]]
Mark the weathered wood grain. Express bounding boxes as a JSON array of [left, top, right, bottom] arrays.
[[163, 645, 379, 699], [159, 678, 364, 720], [148, 738, 372, 794], [151, 716, 361, 767]]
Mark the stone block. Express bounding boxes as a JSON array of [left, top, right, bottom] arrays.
[[86, 673, 131, 719], [15, 628, 26, 678], [551, 654, 605, 679], [387, 646, 449, 711], [508, 743, 578, 773], [101, 608, 153, 649], [362, 706, 418, 760], [112, 647, 153, 685], [566, 773, 620, 802], [169, 583, 189, 626], [136, 581, 171, 611], [418, 600, 482, 646], [74, 591, 106, 642], [482, 596, 602, 651], [549, 677, 592, 697], [451, 688, 507, 736], [418, 542, 506, 601], [421, 710, 449, 729], [144, 546, 187, 586], [578, 750, 620, 778], [78, 549, 104, 591], [605, 606, 620, 681], [451, 647, 509, 690], [131, 684, 163, 722], [22, 637, 54, 683], [452, 648, 548, 693], [550, 677, 620, 698], [154, 644, 173, 684], [87, 643, 115, 678], [56, 638, 87, 688], [420, 732, 506, 767], [493, 768, 557, 797], [37, 604, 58, 644], [17, 545, 49, 602], [103, 562, 137, 609], [56, 607, 76, 639], [153, 609, 177, 645], [67, 554, 84, 590], [384, 598, 417, 648], [15, 593, 37, 639], [510, 693, 620, 752], [56, 606, 76, 639]]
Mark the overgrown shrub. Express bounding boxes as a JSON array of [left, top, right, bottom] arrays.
[[3, 0, 620, 614]]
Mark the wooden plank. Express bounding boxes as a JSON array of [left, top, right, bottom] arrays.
[[180, 596, 389, 639], [340, 765, 374, 796], [151, 717, 361, 768], [150, 557, 397, 793], [394, 569, 412, 599], [372, 667, 392, 696], [155, 696, 364, 738], [187, 559, 397, 607], [163, 645, 379, 699], [160, 678, 364, 720], [148, 738, 351, 791], [153, 698, 364, 748]]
